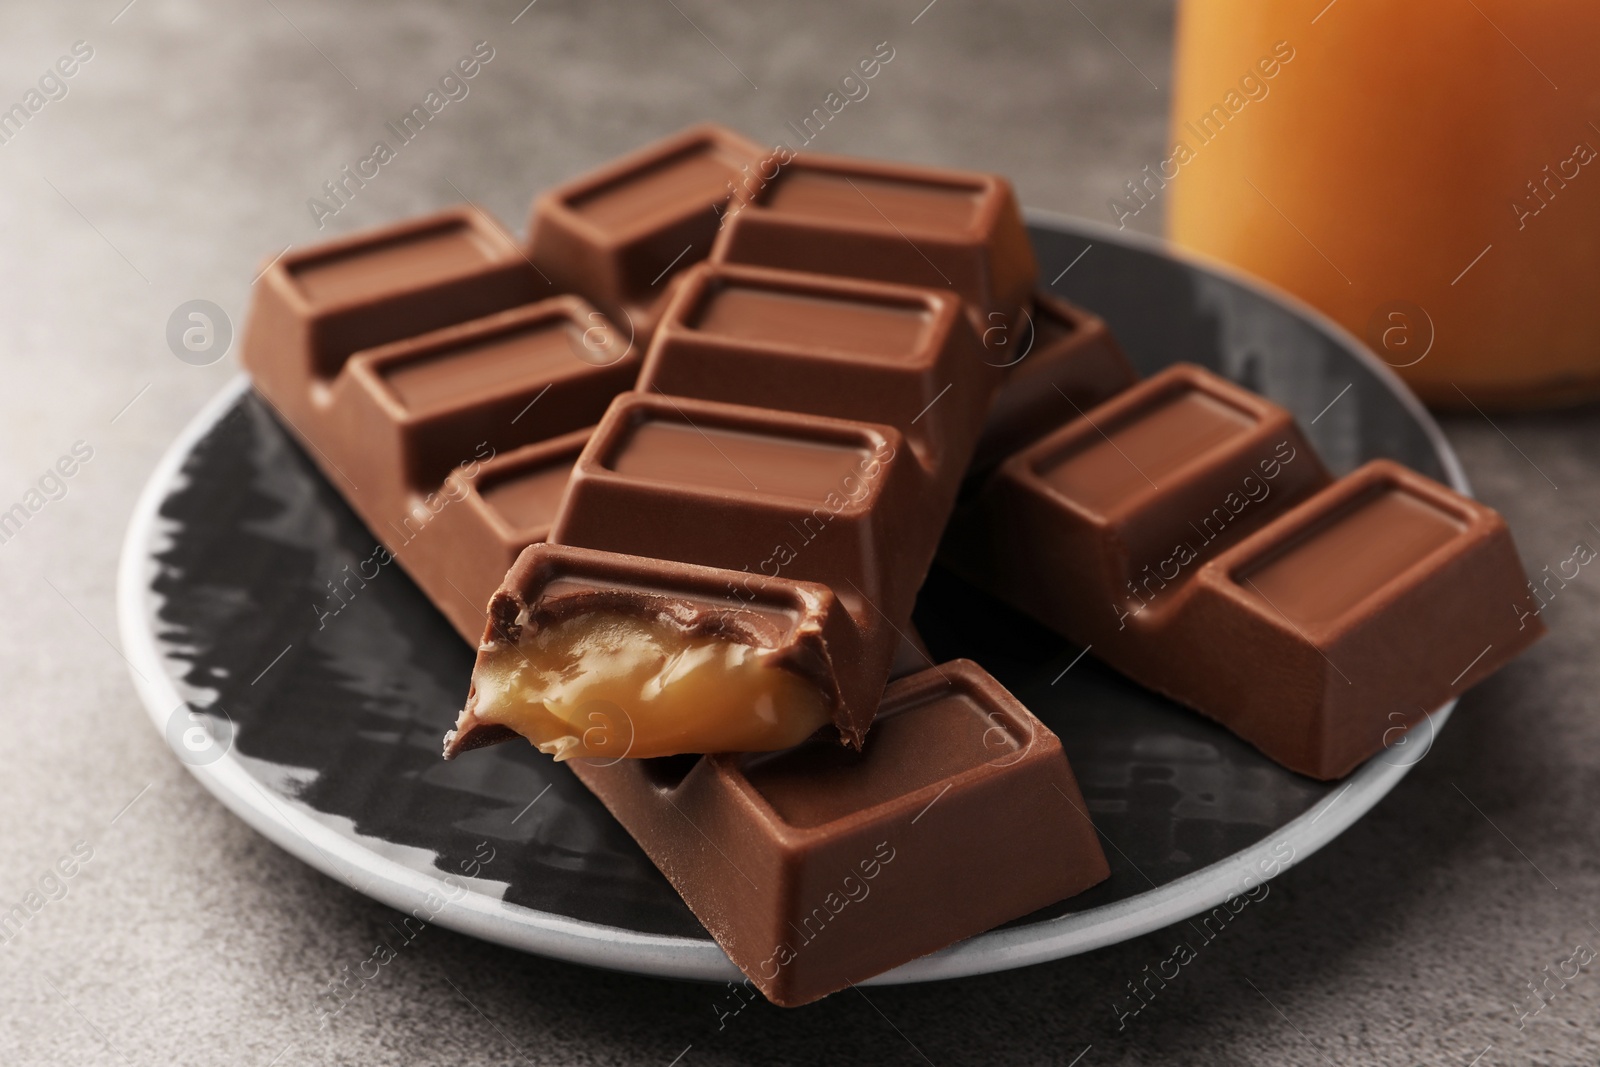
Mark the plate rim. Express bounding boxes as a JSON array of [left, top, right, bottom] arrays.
[[116, 214, 1465, 987]]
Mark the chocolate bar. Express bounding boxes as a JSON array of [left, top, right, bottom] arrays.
[[448, 203, 1037, 759], [566, 657, 1108, 1006], [945, 363, 1546, 778], [232, 129, 1121, 1004]]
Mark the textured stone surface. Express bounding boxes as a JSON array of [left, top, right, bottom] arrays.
[[0, 1, 1593, 1063]]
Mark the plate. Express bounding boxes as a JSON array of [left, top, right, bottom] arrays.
[[116, 213, 1464, 986]]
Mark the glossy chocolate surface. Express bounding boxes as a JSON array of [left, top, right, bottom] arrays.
[[570, 659, 1107, 1005], [712, 153, 1037, 320], [689, 279, 931, 360], [1238, 485, 1465, 627], [527, 124, 766, 338], [948, 365, 1545, 778], [607, 418, 872, 500], [740, 683, 1022, 829], [1036, 387, 1256, 513], [290, 220, 503, 304]]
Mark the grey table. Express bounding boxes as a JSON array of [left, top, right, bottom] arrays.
[[1, 2, 1593, 1063]]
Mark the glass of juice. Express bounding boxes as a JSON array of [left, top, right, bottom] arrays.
[[1164, 0, 1600, 409]]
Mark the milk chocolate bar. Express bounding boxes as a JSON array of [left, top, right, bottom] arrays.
[[945, 363, 1546, 778], [447, 260, 1017, 758], [568, 658, 1108, 1006]]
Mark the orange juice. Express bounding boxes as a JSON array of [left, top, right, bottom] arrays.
[[1164, 1, 1600, 408]]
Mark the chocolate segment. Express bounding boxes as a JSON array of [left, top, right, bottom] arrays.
[[344, 298, 635, 489], [946, 364, 1546, 778], [638, 263, 993, 466], [523, 393, 920, 745], [711, 152, 1037, 323], [526, 124, 766, 342], [240, 221, 642, 643], [946, 364, 1332, 606], [567, 659, 1109, 1006], [244, 206, 548, 394], [972, 291, 1140, 475]]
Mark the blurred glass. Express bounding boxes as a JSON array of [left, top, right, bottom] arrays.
[[1164, 1, 1600, 409]]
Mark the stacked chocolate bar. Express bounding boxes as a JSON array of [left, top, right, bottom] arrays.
[[239, 124, 1542, 1005]]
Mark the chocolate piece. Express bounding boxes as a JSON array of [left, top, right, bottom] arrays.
[[240, 224, 642, 642], [567, 659, 1109, 1006], [637, 262, 999, 468], [448, 393, 921, 753], [341, 299, 635, 490], [243, 206, 549, 397], [946, 363, 1546, 778], [420, 427, 592, 640], [526, 123, 766, 343], [449, 262, 1014, 757], [710, 151, 1037, 324], [972, 291, 1139, 475]]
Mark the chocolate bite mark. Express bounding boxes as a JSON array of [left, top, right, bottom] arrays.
[[379, 319, 594, 413], [689, 283, 930, 361], [607, 419, 871, 502], [1035, 387, 1257, 513], [445, 543, 855, 760], [1236, 485, 1467, 628], [740, 685, 1022, 829], [467, 610, 832, 762], [289, 220, 501, 306], [764, 168, 984, 235], [568, 140, 750, 235], [712, 152, 1036, 321]]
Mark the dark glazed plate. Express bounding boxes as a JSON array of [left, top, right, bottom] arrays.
[[117, 213, 1463, 985]]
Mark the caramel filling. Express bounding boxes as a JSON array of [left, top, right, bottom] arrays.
[[463, 611, 832, 760]]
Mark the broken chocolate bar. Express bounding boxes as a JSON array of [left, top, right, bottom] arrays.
[[567, 658, 1109, 1006], [446, 542, 860, 759], [945, 363, 1546, 778], [240, 129, 1118, 1009], [448, 261, 1018, 758]]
